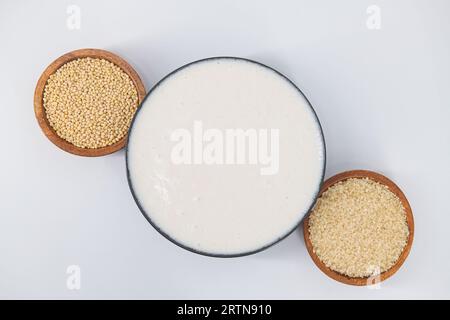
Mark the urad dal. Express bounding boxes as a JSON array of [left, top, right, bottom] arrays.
[[43, 57, 139, 149], [308, 177, 409, 278], [127, 57, 325, 256]]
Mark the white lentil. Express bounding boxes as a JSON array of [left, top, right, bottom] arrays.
[[308, 177, 409, 278]]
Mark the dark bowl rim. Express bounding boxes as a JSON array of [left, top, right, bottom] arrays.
[[125, 56, 327, 258]]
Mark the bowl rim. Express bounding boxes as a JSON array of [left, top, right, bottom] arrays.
[[34, 48, 146, 157], [125, 56, 327, 257], [303, 169, 415, 285]]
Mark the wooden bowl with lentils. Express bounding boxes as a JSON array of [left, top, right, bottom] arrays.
[[34, 48, 146, 156], [303, 170, 414, 286]]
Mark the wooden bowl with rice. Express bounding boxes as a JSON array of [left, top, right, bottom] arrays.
[[303, 170, 414, 286]]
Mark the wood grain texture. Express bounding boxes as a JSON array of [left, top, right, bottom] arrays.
[[303, 170, 414, 286], [34, 48, 146, 157]]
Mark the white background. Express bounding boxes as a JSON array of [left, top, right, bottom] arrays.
[[0, 0, 449, 299]]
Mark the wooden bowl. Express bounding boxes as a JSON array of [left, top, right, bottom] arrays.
[[34, 48, 146, 156], [303, 170, 414, 286]]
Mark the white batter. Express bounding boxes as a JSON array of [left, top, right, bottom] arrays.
[[127, 58, 325, 256]]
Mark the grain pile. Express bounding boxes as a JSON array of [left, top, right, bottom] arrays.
[[43, 57, 138, 148], [308, 178, 409, 278]]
